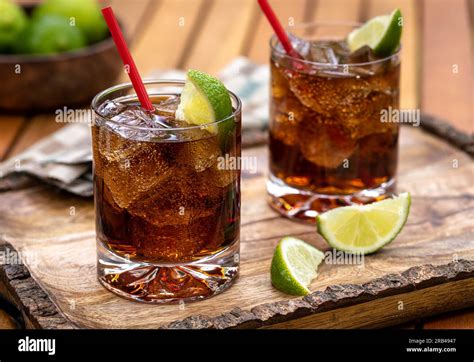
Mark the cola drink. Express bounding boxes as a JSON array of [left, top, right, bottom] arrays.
[[267, 28, 400, 221], [91, 81, 241, 302]]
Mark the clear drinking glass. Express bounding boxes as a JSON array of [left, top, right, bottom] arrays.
[[91, 80, 241, 303], [267, 22, 401, 222]]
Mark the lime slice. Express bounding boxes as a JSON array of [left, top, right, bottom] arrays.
[[176, 69, 233, 133], [271, 237, 325, 296], [317, 193, 411, 255], [347, 8, 403, 56]]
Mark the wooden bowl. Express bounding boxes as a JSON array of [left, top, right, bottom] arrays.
[[0, 7, 123, 112]]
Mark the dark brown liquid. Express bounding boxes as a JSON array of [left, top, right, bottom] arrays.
[[269, 48, 400, 196], [92, 97, 240, 263]]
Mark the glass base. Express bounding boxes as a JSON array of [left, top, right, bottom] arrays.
[[97, 241, 239, 304], [267, 173, 395, 223]]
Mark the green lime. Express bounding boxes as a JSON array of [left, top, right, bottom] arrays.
[[15, 15, 86, 55], [0, 0, 28, 52], [176, 69, 233, 129], [317, 193, 411, 255], [33, 0, 107, 44], [347, 8, 403, 56], [271, 237, 325, 296], [176, 69, 235, 150]]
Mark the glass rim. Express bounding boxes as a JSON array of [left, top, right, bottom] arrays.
[[269, 21, 401, 67], [91, 79, 242, 132]]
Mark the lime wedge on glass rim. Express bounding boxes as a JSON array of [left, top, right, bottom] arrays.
[[176, 69, 235, 151], [347, 8, 403, 56], [271, 237, 325, 296], [317, 193, 411, 255]]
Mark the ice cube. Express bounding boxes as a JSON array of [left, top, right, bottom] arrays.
[[111, 107, 155, 127], [177, 134, 222, 172], [288, 34, 311, 58], [324, 47, 339, 65], [106, 105, 173, 140], [271, 113, 300, 147], [96, 179, 129, 242], [128, 211, 224, 260], [288, 72, 366, 117], [270, 94, 307, 146], [126, 166, 229, 259], [97, 100, 127, 118], [127, 168, 216, 223], [97, 127, 174, 208], [205, 162, 237, 188], [154, 96, 180, 117], [309, 45, 327, 63], [91, 125, 104, 179], [309, 44, 340, 65], [298, 114, 357, 169], [335, 89, 396, 139], [345, 45, 399, 77], [345, 45, 372, 64], [271, 61, 291, 99], [308, 40, 349, 63], [270, 61, 308, 146]]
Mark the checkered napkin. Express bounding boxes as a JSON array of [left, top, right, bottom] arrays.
[[0, 57, 269, 197]]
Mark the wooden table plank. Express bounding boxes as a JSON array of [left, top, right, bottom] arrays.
[[109, 0, 155, 43], [421, 0, 472, 133], [423, 307, 474, 329], [7, 115, 64, 158], [0, 116, 25, 162], [132, 0, 208, 73], [181, 0, 259, 74], [246, 0, 308, 63], [310, 0, 363, 21]]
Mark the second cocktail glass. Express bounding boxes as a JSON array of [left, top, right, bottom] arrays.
[[267, 22, 401, 221]]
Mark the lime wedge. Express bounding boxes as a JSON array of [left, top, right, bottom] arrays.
[[317, 193, 411, 255], [347, 8, 403, 56], [271, 237, 325, 296], [176, 69, 233, 134]]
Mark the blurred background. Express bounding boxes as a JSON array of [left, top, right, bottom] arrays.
[[0, 0, 472, 328]]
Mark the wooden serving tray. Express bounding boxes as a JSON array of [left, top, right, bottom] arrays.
[[0, 117, 473, 329]]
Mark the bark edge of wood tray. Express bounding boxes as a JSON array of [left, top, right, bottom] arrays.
[[1, 242, 473, 329]]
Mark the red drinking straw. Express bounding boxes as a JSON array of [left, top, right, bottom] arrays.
[[101, 7, 154, 111], [257, 0, 303, 60]]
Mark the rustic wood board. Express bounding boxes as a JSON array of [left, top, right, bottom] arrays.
[[0, 124, 473, 329]]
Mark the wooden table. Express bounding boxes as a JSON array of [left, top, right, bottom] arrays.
[[0, 0, 473, 329]]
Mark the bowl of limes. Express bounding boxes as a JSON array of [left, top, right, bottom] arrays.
[[0, 0, 123, 111]]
